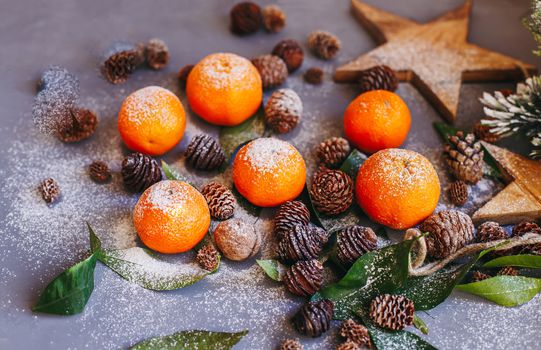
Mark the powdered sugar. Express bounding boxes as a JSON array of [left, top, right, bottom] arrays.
[[240, 137, 296, 174], [194, 53, 259, 90]]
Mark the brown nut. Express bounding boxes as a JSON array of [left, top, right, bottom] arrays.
[[213, 218, 261, 261]]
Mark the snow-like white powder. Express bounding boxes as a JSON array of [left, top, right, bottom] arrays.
[[241, 137, 296, 174]]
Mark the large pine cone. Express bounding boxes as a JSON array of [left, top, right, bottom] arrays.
[[283, 259, 323, 296], [185, 134, 226, 171], [251, 55, 288, 89], [101, 42, 144, 84], [274, 200, 310, 241], [277, 224, 328, 263], [444, 131, 484, 184], [336, 225, 377, 267], [201, 182, 236, 220], [369, 294, 414, 331], [420, 210, 475, 259], [264, 88, 303, 134], [121, 153, 163, 192], [310, 168, 353, 216], [293, 299, 334, 337], [339, 319, 371, 348], [358, 65, 398, 93], [316, 137, 351, 168]]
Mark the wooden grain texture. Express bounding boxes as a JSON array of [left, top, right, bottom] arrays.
[[335, 0, 537, 122]]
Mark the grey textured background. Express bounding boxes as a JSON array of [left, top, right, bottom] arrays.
[[0, 0, 540, 349]]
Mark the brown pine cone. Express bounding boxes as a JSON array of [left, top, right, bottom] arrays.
[[264, 88, 303, 134], [251, 55, 288, 89], [58, 108, 98, 143], [178, 64, 194, 89], [473, 122, 500, 143], [262, 5, 286, 33], [293, 299, 334, 337], [307, 31, 341, 60], [521, 243, 541, 255], [201, 182, 236, 220], [230, 2, 262, 35], [272, 39, 304, 72], [274, 200, 310, 241], [336, 225, 377, 267], [304, 67, 324, 85], [277, 224, 328, 263], [101, 42, 144, 84], [195, 244, 220, 271], [283, 259, 323, 296], [420, 210, 475, 259], [449, 180, 469, 206], [39, 178, 60, 204], [444, 131, 484, 184], [279, 339, 303, 350], [89, 161, 111, 183], [310, 168, 353, 216], [512, 221, 541, 237], [144, 38, 169, 70], [316, 137, 351, 168], [339, 319, 371, 348], [185, 134, 226, 171], [358, 65, 398, 93], [121, 152, 163, 192], [472, 270, 491, 282], [369, 294, 414, 331], [477, 221, 507, 243], [498, 266, 519, 276]]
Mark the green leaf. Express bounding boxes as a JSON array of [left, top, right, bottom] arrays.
[[161, 161, 187, 182], [456, 276, 541, 307], [339, 149, 367, 179], [256, 259, 284, 281], [87, 223, 101, 253], [433, 121, 459, 143], [313, 240, 414, 319], [413, 314, 429, 335], [130, 329, 248, 350], [97, 247, 217, 291], [483, 254, 541, 269], [363, 318, 436, 350], [219, 108, 265, 160], [480, 144, 503, 180]]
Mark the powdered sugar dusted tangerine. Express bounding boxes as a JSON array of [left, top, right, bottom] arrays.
[[186, 53, 262, 126], [118, 86, 186, 155], [356, 148, 440, 230], [133, 180, 210, 254], [233, 138, 306, 207]]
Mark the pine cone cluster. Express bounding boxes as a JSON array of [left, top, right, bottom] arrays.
[[121, 152, 163, 192], [185, 134, 226, 171], [309, 168, 353, 215], [420, 210, 475, 259], [336, 225, 377, 267], [272, 39, 304, 72], [264, 88, 303, 134], [304, 67, 324, 85], [358, 65, 398, 93], [201, 182, 236, 220], [472, 270, 491, 282], [251, 55, 288, 89], [279, 339, 303, 350], [274, 200, 310, 241], [444, 131, 484, 184], [283, 259, 323, 296], [476, 221, 507, 243], [196, 245, 220, 271], [145, 38, 169, 70], [39, 178, 60, 204], [316, 137, 351, 168], [307, 31, 341, 60], [369, 294, 414, 331], [473, 121, 500, 143], [101, 42, 144, 84], [230, 1, 262, 35], [89, 160, 111, 183], [339, 319, 371, 348], [293, 299, 334, 337], [449, 180, 468, 206], [498, 266, 519, 276], [277, 224, 328, 263], [58, 108, 98, 143], [262, 5, 286, 33]]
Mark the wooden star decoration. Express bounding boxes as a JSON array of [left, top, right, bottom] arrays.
[[473, 142, 541, 225], [334, 0, 536, 122]]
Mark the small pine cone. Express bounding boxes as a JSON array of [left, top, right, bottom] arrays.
[[339, 319, 371, 347], [472, 270, 491, 282], [274, 200, 310, 241], [444, 131, 484, 184], [144, 38, 169, 70], [358, 65, 398, 93], [230, 2, 262, 35], [89, 161, 111, 183], [251, 55, 288, 89], [477, 221, 507, 243], [262, 5, 286, 33], [279, 339, 303, 350], [307, 31, 341, 60], [277, 224, 328, 263], [512, 221, 541, 237], [369, 294, 414, 331], [272, 39, 304, 72], [336, 342, 359, 350], [101, 42, 144, 84], [498, 266, 519, 276], [178, 64, 194, 89], [201, 182, 236, 220], [264, 89, 303, 134], [121, 153, 163, 192], [420, 210, 475, 259], [316, 137, 351, 168], [304, 67, 324, 85], [58, 108, 98, 143], [449, 180, 469, 206], [39, 178, 60, 204], [293, 299, 334, 337], [310, 168, 353, 216], [473, 122, 500, 143], [283, 260, 323, 296], [185, 134, 226, 171], [336, 225, 377, 267], [196, 245, 220, 271]]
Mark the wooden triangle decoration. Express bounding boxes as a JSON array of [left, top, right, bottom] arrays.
[[335, 0, 537, 122], [472, 142, 541, 225]]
